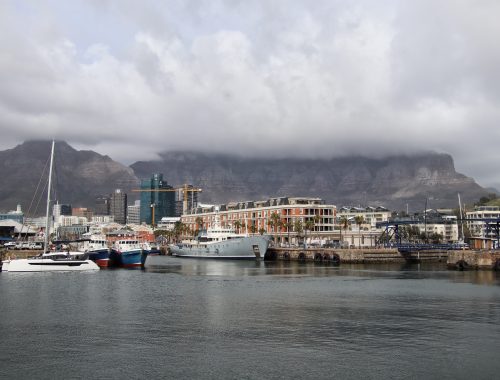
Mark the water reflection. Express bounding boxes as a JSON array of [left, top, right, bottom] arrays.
[[145, 256, 500, 286]]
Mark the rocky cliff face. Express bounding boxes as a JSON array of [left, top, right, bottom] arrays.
[[0, 141, 139, 214], [131, 152, 487, 210], [0, 141, 487, 214]]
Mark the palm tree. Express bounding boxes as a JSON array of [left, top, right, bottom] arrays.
[[267, 219, 275, 244], [195, 216, 203, 232], [294, 219, 303, 246], [304, 219, 315, 249], [313, 214, 321, 246], [282, 220, 293, 246], [338, 216, 349, 248], [234, 220, 242, 234], [270, 212, 281, 244], [354, 215, 364, 248], [250, 224, 257, 234]]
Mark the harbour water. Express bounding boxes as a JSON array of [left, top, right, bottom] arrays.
[[1, 259, 500, 379]]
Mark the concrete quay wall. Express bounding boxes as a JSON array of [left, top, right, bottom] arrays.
[[267, 247, 404, 263], [447, 250, 500, 270]]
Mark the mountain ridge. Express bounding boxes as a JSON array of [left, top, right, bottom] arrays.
[[0, 141, 488, 214]]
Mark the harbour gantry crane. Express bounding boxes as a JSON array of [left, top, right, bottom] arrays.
[[132, 184, 202, 225]]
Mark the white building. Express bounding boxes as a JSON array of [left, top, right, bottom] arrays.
[[156, 217, 181, 231], [91, 215, 115, 224], [466, 206, 500, 239], [415, 215, 459, 242], [127, 200, 140, 225], [337, 206, 391, 229]]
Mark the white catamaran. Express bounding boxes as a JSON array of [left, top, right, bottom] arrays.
[[2, 141, 99, 272]]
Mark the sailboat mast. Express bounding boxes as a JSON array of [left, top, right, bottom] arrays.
[[44, 141, 55, 253], [458, 193, 465, 241]]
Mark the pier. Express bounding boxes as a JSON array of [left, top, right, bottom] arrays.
[[267, 247, 410, 263], [447, 250, 500, 270]]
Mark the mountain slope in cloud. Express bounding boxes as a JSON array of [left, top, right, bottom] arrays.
[[0, 141, 139, 214], [0, 141, 487, 214], [131, 151, 487, 210]]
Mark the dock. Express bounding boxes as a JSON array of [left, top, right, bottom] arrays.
[[266, 247, 448, 264]]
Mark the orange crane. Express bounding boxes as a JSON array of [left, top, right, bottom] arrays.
[[132, 184, 202, 225]]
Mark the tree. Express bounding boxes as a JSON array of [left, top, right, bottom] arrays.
[[195, 216, 204, 231], [304, 219, 315, 248], [250, 224, 257, 234], [338, 216, 349, 247], [429, 232, 443, 244], [173, 222, 188, 242], [267, 218, 275, 243], [282, 220, 293, 246], [234, 220, 242, 234], [313, 214, 321, 246], [270, 212, 281, 244], [354, 215, 364, 248], [294, 219, 303, 246]]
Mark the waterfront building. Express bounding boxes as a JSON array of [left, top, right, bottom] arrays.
[[337, 206, 390, 229], [415, 214, 459, 243], [465, 206, 500, 246], [72, 207, 93, 222], [0, 205, 24, 224], [57, 215, 88, 227], [0, 220, 37, 240], [182, 197, 336, 246], [139, 174, 176, 225], [53, 203, 72, 220], [94, 196, 111, 215], [110, 189, 128, 225], [156, 217, 181, 231], [91, 215, 114, 224], [127, 200, 141, 225], [24, 217, 47, 229], [57, 225, 89, 240]]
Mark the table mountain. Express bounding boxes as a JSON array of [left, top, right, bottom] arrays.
[[0, 141, 139, 215], [0, 141, 488, 214], [131, 151, 488, 211]]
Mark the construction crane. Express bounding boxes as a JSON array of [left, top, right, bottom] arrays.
[[132, 184, 202, 225]]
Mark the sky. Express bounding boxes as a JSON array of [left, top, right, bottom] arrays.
[[1, 0, 499, 189]]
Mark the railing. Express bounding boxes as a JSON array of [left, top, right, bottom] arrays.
[[396, 243, 467, 253]]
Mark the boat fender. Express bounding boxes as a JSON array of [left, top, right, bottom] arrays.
[[331, 254, 341, 266]]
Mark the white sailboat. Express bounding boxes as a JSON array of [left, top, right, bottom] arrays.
[[2, 141, 99, 272]]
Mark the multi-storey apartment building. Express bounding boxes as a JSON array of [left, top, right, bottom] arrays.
[[466, 206, 500, 241], [415, 215, 459, 243], [182, 197, 336, 245], [337, 206, 390, 229], [127, 200, 141, 225]]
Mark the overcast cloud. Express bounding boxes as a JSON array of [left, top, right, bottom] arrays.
[[1, 0, 499, 189]]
